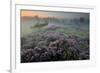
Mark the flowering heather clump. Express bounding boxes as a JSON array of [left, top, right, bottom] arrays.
[[21, 31, 89, 63]]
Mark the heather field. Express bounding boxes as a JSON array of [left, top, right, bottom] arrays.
[[21, 10, 89, 63]]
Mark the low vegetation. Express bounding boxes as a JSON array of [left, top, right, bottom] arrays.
[[21, 31, 89, 63], [21, 17, 89, 63]]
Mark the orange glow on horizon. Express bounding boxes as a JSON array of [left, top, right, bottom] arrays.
[[21, 10, 48, 18]]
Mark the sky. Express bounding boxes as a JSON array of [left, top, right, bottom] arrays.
[[21, 10, 89, 19]]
